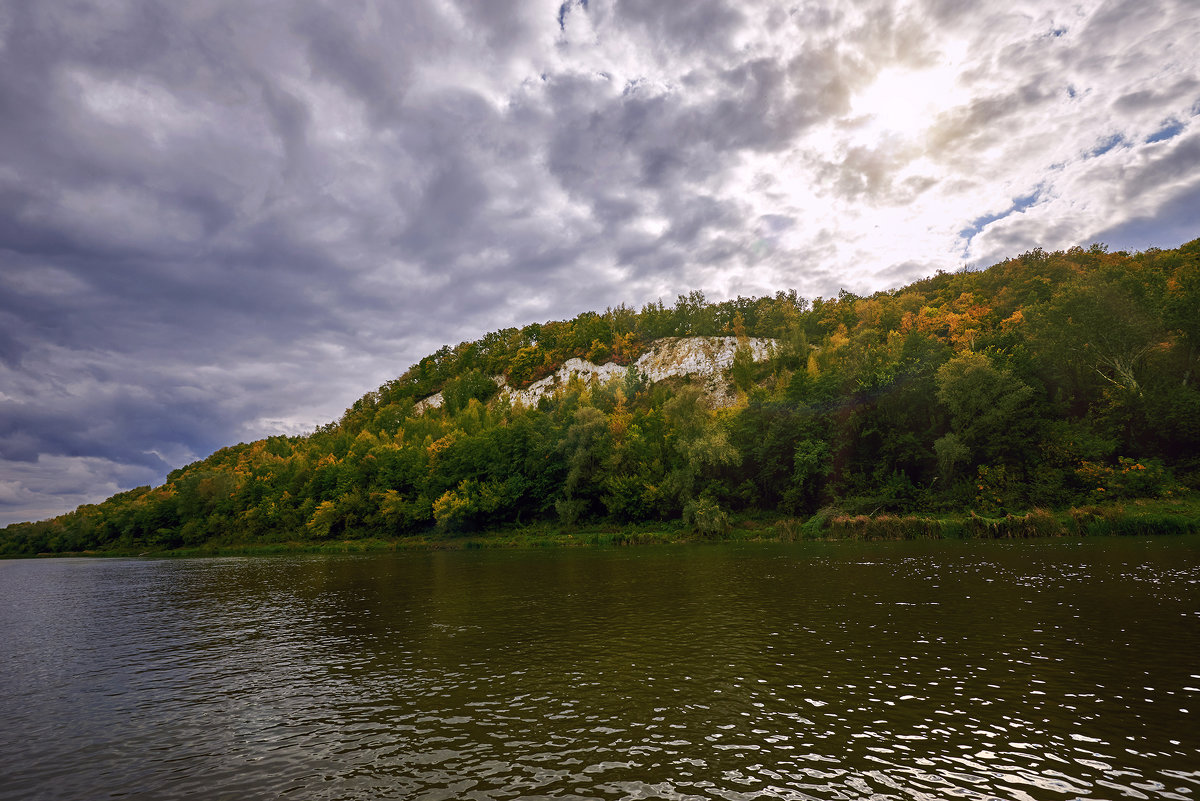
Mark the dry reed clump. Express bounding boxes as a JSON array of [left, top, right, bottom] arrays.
[[819, 508, 1077, 540], [965, 508, 1066, 539], [1068, 503, 1199, 536], [773, 518, 805, 541], [792, 502, 1198, 542], [1067, 504, 1126, 535], [825, 514, 945, 540], [1009, 508, 1067, 538], [962, 509, 1068, 539]]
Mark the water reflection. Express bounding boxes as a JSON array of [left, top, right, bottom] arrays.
[[1, 538, 1199, 800]]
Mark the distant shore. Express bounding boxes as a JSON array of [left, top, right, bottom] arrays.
[[10, 498, 1197, 559]]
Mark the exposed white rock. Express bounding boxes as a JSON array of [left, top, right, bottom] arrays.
[[412, 390, 444, 414], [635, 336, 773, 384], [414, 336, 775, 414], [503, 356, 629, 407]]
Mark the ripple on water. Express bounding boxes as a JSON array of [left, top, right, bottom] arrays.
[[1, 540, 1199, 799]]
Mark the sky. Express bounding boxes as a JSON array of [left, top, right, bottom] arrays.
[[1, 0, 1198, 526]]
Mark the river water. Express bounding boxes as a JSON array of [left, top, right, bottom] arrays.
[[1, 538, 1198, 800]]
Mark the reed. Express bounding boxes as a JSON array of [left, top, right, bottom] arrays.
[[804, 503, 1198, 541]]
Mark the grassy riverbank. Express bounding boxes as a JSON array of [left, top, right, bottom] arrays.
[[19, 497, 1199, 558]]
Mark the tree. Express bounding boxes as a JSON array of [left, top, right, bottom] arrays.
[[661, 386, 738, 510], [306, 500, 339, 539], [730, 312, 755, 392], [508, 346, 543, 387], [442, 369, 497, 414], [1161, 240, 1200, 385], [936, 352, 1035, 467], [1028, 275, 1165, 397]]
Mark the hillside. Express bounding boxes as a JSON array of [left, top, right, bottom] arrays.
[[3, 240, 1199, 555], [414, 336, 777, 412]]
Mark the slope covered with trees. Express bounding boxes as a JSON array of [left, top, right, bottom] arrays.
[[4, 241, 1199, 554]]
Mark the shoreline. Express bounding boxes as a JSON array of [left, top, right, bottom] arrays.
[[10, 498, 1199, 559]]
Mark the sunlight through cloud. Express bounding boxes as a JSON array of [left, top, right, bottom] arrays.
[[851, 58, 971, 145]]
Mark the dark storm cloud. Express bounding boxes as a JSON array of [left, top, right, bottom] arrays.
[[0, 0, 425, 524], [1095, 179, 1200, 252], [2, 0, 1197, 525], [1119, 131, 1200, 203], [297, 8, 412, 126]]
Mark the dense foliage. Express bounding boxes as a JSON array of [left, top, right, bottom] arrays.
[[4, 241, 1199, 555]]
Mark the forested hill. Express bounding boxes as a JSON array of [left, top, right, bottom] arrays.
[[4, 240, 1199, 555]]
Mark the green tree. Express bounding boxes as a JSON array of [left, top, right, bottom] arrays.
[[1028, 274, 1165, 398], [936, 351, 1035, 468]]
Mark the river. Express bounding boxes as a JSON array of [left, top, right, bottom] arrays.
[[2, 538, 1198, 800]]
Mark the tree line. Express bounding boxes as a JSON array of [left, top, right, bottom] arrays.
[[3, 240, 1198, 554]]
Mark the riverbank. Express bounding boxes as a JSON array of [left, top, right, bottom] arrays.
[[15, 497, 1198, 558]]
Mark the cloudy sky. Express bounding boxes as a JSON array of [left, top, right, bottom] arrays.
[[1, 0, 1198, 525]]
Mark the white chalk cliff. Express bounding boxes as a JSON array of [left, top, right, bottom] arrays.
[[414, 336, 775, 413]]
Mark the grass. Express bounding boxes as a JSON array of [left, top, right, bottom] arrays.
[[816, 498, 1200, 541], [16, 497, 1200, 558]]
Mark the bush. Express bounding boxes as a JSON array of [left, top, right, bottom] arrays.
[[801, 506, 841, 538], [432, 486, 473, 532], [683, 497, 731, 537], [1075, 457, 1178, 500], [601, 474, 652, 521], [555, 497, 587, 527]]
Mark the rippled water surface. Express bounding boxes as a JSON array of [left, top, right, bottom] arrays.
[[2, 538, 1199, 800]]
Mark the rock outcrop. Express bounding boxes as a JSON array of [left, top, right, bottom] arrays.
[[414, 336, 775, 413]]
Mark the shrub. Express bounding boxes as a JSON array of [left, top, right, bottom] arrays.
[[432, 486, 473, 532], [683, 497, 731, 537], [801, 506, 841, 538], [555, 497, 587, 527], [1075, 457, 1178, 500]]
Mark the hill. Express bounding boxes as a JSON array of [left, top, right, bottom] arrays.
[[3, 240, 1199, 555]]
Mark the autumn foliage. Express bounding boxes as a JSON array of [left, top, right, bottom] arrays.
[[3, 240, 1199, 554]]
